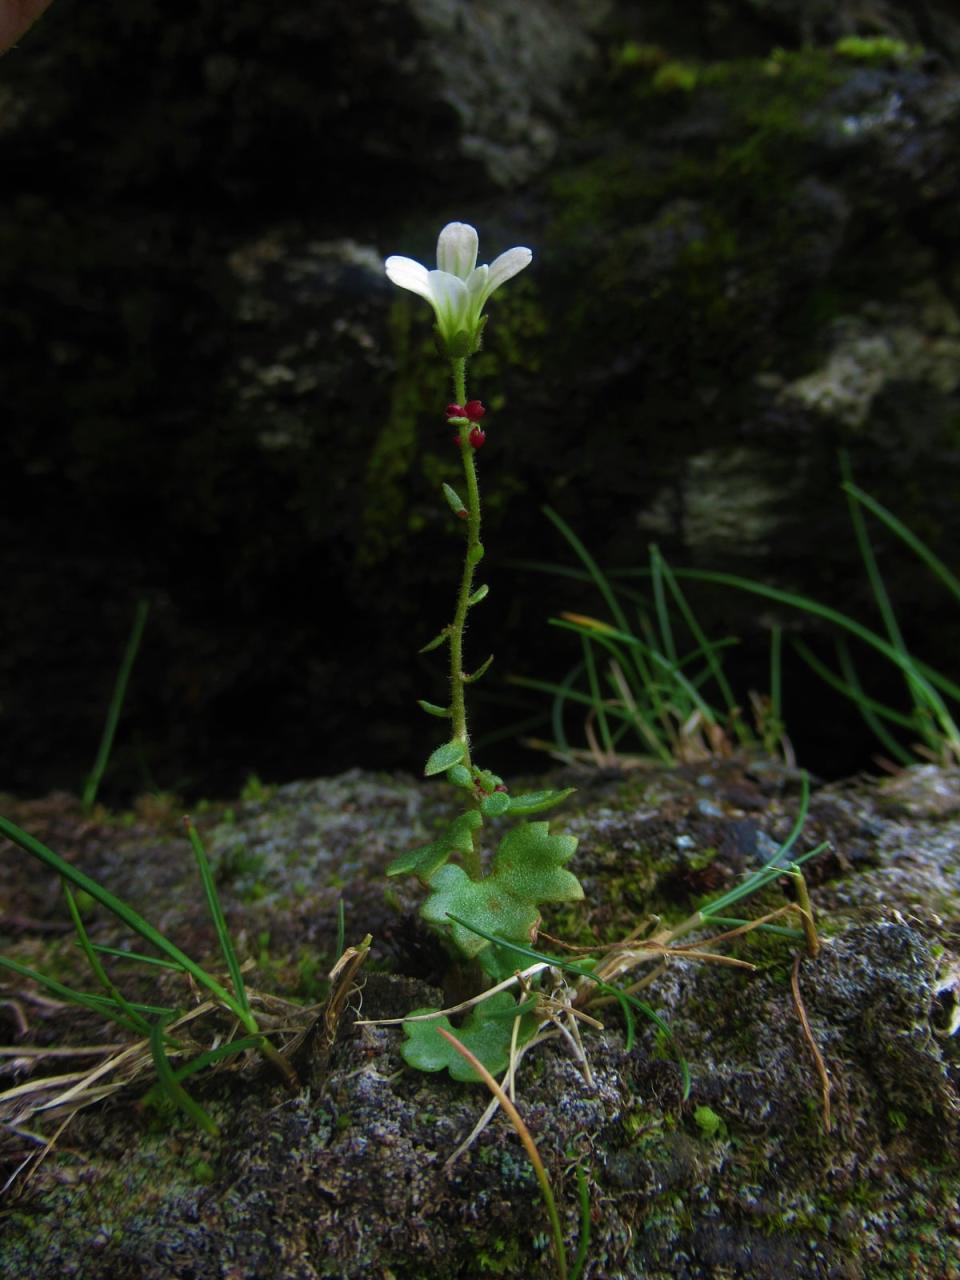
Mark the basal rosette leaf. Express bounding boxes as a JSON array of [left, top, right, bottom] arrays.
[[420, 820, 582, 960], [421, 863, 541, 957], [401, 992, 537, 1081], [386, 810, 482, 882]]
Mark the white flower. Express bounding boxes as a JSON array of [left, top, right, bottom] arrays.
[[385, 222, 532, 356]]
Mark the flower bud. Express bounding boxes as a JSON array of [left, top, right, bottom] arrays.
[[446, 403, 465, 419], [464, 400, 486, 421], [469, 427, 486, 449]]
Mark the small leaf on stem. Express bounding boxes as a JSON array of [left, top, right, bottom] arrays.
[[417, 699, 452, 719], [424, 739, 467, 776], [463, 654, 494, 684], [442, 483, 467, 519], [419, 626, 451, 654], [480, 790, 511, 817], [507, 788, 577, 816]]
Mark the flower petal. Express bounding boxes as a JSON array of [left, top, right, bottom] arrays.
[[427, 270, 470, 334], [385, 255, 433, 301], [465, 264, 488, 299], [436, 223, 479, 280], [478, 246, 533, 306]]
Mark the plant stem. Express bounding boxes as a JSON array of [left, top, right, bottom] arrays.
[[82, 598, 149, 811], [447, 357, 484, 876]]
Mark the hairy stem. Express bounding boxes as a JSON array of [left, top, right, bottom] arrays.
[[448, 357, 483, 877]]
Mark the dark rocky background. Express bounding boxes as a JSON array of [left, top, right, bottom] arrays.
[[3, 0, 960, 801]]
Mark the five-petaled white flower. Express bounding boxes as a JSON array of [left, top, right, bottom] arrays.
[[385, 222, 532, 357]]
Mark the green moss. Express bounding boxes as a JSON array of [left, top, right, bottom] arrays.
[[686, 844, 718, 872], [543, 43, 879, 391], [652, 62, 699, 94], [476, 1235, 522, 1272], [613, 42, 666, 71], [239, 772, 275, 804], [833, 35, 919, 65], [0, 1120, 222, 1279], [693, 1104, 725, 1140]]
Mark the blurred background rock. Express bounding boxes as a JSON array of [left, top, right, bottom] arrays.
[[2, 0, 960, 799]]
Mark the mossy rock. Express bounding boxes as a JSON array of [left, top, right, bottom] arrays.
[[1, 759, 958, 1277]]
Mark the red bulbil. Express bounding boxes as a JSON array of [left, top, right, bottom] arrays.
[[464, 400, 486, 421], [446, 403, 465, 418], [469, 427, 486, 449]]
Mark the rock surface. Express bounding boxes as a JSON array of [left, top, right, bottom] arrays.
[[1, 759, 958, 1277]]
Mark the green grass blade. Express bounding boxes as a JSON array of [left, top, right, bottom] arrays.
[[183, 818, 251, 1018], [659, 550, 744, 727], [770, 768, 809, 862], [699, 774, 818, 919], [552, 660, 582, 757], [842, 482, 960, 605], [82, 599, 149, 811], [542, 506, 631, 634], [667, 568, 960, 709], [0, 954, 140, 1028], [648, 650, 719, 724], [698, 843, 829, 921], [0, 813, 254, 1029], [169, 1036, 263, 1084], [545, 623, 674, 760], [510, 675, 663, 726], [840, 459, 908, 654], [832, 639, 918, 765], [839, 460, 934, 729], [570, 1162, 592, 1280], [704, 916, 806, 939], [89, 944, 186, 971], [840, 464, 959, 753], [148, 1020, 219, 1136], [62, 882, 152, 1035], [581, 634, 615, 757], [792, 639, 918, 731], [649, 545, 677, 664]]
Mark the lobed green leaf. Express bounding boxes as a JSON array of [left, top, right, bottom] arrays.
[[401, 992, 538, 1081], [386, 810, 482, 881], [420, 820, 582, 960]]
